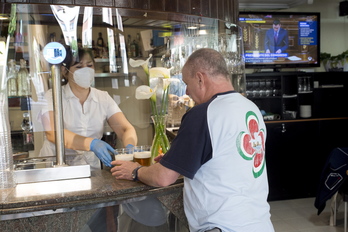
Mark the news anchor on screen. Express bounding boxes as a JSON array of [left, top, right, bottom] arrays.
[[264, 19, 289, 54]]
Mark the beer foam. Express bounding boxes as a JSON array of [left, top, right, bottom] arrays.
[[134, 151, 151, 159], [115, 154, 133, 161]]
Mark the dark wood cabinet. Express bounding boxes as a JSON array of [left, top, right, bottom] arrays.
[[246, 72, 348, 201], [265, 120, 319, 200], [246, 71, 348, 120], [265, 119, 348, 201]]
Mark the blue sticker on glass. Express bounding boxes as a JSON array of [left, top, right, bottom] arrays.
[[43, 42, 66, 64]]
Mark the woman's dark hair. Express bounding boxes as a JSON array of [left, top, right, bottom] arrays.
[[61, 46, 94, 84], [62, 46, 94, 70]]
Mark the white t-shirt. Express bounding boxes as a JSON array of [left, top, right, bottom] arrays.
[[39, 84, 121, 168], [161, 91, 274, 232]]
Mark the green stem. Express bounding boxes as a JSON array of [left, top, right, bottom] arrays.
[[151, 128, 161, 160], [160, 88, 166, 116], [151, 115, 170, 160], [150, 79, 171, 160], [160, 86, 170, 116], [150, 99, 158, 116], [156, 120, 170, 152]]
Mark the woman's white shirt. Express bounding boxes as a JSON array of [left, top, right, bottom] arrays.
[[39, 83, 121, 168]]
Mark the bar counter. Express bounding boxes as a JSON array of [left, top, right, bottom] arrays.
[[0, 168, 186, 231]]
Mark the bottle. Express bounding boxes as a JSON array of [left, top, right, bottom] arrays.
[[92, 40, 98, 58], [97, 32, 104, 58], [131, 40, 137, 57], [49, 32, 56, 42], [136, 33, 142, 57], [114, 34, 120, 58], [7, 59, 17, 97], [17, 59, 30, 96], [102, 47, 108, 59], [21, 112, 33, 145], [97, 32, 104, 48], [127, 35, 132, 57]]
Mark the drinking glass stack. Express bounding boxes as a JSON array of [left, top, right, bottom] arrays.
[[0, 92, 16, 189]]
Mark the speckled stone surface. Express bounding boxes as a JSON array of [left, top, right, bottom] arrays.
[[0, 168, 185, 231], [0, 209, 98, 232], [158, 189, 187, 227]]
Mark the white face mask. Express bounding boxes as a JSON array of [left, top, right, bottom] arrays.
[[72, 67, 95, 89]]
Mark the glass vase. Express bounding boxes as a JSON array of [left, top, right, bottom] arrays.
[[150, 115, 170, 163]]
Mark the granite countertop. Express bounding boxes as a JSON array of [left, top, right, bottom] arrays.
[[0, 168, 184, 217]]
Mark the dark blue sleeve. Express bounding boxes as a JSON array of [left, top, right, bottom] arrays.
[[160, 104, 212, 179]]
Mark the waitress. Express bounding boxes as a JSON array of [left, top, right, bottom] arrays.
[[39, 46, 137, 169]]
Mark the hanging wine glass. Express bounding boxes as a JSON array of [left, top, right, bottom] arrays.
[[246, 80, 253, 97], [259, 79, 266, 97], [272, 79, 278, 96], [265, 79, 272, 97], [252, 80, 260, 97]]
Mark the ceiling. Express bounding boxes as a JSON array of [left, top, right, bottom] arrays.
[[0, 1, 315, 30], [238, 0, 313, 10]]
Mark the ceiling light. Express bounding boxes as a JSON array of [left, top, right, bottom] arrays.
[[239, 3, 290, 9], [187, 26, 198, 30], [199, 30, 207, 35]]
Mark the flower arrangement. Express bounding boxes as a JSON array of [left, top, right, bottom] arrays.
[[130, 54, 171, 161]]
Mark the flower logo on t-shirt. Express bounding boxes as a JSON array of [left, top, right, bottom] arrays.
[[236, 111, 266, 178]]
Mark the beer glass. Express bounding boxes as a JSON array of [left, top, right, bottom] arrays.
[[115, 148, 134, 164], [133, 145, 152, 166]]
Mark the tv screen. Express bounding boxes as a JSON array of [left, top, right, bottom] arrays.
[[239, 12, 320, 70]]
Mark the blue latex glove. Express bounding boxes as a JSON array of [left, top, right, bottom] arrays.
[[90, 139, 115, 167]]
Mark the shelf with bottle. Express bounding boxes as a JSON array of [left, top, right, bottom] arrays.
[[282, 94, 297, 98], [94, 72, 127, 78], [246, 78, 281, 99], [8, 43, 29, 52], [126, 33, 142, 59], [9, 42, 29, 47], [297, 75, 313, 94], [247, 71, 348, 121], [94, 57, 124, 77], [95, 58, 111, 63], [95, 57, 127, 63], [7, 59, 31, 98]]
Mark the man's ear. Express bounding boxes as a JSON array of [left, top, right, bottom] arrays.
[[196, 72, 204, 87]]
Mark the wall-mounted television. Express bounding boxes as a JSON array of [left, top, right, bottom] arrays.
[[239, 12, 320, 71]]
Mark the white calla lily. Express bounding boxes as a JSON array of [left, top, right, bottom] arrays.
[[135, 85, 155, 100], [132, 56, 172, 160], [129, 54, 153, 76], [163, 78, 172, 91], [129, 59, 146, 67], [149, 67, 171, 79]]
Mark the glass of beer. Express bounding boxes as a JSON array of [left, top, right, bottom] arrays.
[[114, 148, 134, 164], [134, 145, 152, 166]]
